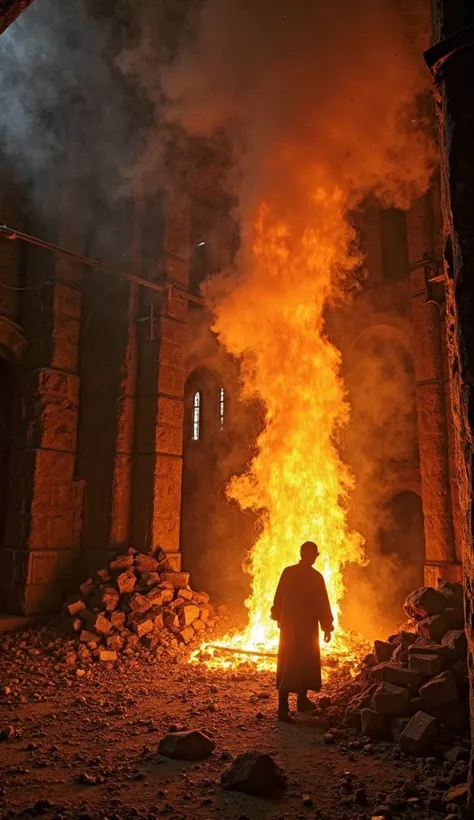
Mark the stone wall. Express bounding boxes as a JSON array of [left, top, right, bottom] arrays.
[[428, 1, 474, 805]]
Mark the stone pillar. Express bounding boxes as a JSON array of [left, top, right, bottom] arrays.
[[427, 4, 474, 804], [151, 190, 189, 566], [109, 283, 137, 548], [407, 199, 460, 585], [130, 190, 188, 568], [0, 191, 85, 614], [109, 200, 141, 549]]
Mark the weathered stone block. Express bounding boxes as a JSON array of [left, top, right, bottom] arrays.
[[161, 587, 174, 604], [146, 588, 163, 607], [409, 653, 444, 678], [444, 607, 464, 629], [390, 716, 410, 742], [373, 640, 393, 663], [99, 650, 117, 663], [360, 708, 386, 738], [140, 571, 160, 588], [178, 604, 200, 626], [134, 553, 159, 574], [160, 571, 190, 589], [116, 570, 136, 595], [372, 683, 410, 716], [420, 671, 458, 709], [151, 608, 164, 630], [404, 587, 446, 621], [441, 630, 467, 659], [417, 613, 449, 642], [129, 593, 151, 614], [371, 663, 423, 692], [134, 618, 154, 638], [66, 599, 86, 617], [110, 554, 134, 572], [106, 635, 124, 652], [101, 587, 119, 613], [437, 579, 463, 607], [399, 711, 438, 756], [110, 611, 126, 629]]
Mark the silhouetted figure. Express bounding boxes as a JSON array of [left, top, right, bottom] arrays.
[[270, 541, 334, 722]]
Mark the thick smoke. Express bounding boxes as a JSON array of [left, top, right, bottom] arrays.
[[338, 301, 424, 638], [141, 0, 436, 632], [0, 0, 137, 234]]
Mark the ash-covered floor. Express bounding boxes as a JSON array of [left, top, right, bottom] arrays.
[[0, 624, 469, 820]]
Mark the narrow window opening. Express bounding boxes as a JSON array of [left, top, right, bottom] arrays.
[[219, 387, 225, 430], [192, 391, 201, 440]]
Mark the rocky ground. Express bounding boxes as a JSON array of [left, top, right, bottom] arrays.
[[0, 616, 470, 820]]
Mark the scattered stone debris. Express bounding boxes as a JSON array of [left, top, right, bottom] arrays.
[[342, 581, 469, 757], [221, 751, 287, 796], [158, 729, 215, 760], [63, 547, 218, 664]]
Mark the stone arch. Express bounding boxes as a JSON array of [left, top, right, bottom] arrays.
[[348, 318, 412, 362]]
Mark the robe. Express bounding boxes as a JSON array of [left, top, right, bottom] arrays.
[[270, 562, 334, 693]]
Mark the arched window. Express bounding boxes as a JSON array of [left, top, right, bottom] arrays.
[[192, 391, 201, 440], [219, 387, 225, 430]]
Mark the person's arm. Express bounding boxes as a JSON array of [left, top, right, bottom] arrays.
[[318, 575, 334, 641], [270, 569, 287, 625]]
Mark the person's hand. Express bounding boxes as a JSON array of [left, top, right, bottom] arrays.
[[324, 631, 332, 643]]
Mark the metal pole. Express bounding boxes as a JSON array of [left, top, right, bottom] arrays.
[[0, 223, 204, 305]]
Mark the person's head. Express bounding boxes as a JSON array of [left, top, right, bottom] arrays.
[[300, 540, 319, 566]]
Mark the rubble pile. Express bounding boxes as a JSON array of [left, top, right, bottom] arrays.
[[65, 548, 217, 663], [345, 579, 470, 758]]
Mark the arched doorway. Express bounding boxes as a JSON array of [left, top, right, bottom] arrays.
[[0, 357, 14, 546], [180, 367, 224, 595]]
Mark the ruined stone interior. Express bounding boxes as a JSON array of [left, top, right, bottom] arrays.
[[0, 0, 473, 817], [0, 166, 461, 623]]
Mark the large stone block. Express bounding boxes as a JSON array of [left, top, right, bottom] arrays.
[[372, 683, 411, 716], [409, 653, 445, 678], [371, 663, 423, 692], [417, 613, 449, 642], [399, 711, 438, 756], [420, 671, 458, 709], [404, 587, 446, 621], [360, 708, 387, 738]]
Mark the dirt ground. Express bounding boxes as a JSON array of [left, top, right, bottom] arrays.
[[0, 623, 467, 820]]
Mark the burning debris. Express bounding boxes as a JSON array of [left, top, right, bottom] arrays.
[[64, 548, 220, 663]]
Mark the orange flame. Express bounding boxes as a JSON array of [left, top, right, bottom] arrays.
[[194, 178, 367, 671]]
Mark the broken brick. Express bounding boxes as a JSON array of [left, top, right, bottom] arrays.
[[160, 571, 190, 589], [116, 571, 136, 595]]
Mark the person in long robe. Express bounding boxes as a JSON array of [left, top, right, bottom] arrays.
[[270, 540, 334, 722]]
